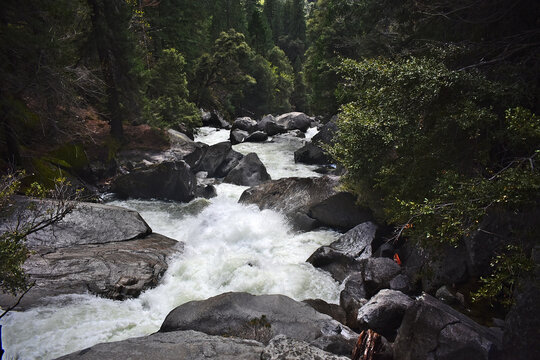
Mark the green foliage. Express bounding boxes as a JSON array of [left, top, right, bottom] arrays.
[[143, 49, 201, 132], [266, 46, 294, 113], [330, 57, 539, 307], [472, 245, 534, 310]]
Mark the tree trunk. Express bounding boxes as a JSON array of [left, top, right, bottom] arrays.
[[87, 0, 123, 139]]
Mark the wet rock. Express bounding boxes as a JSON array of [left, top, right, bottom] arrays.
[[57, 330, 264, 360], [245, 131, 268, 143], [294, 143, 332, 165], [111, 161, 196, 202], [257, 114, 276, 131], [393, 293, 502, 360], [195, 141, 244, 178], [230, 129, 249, 145], [306, 246, 361, 282], [201, 109, 231, 129], [303, 299, 347, 325], [160, 292, 358, 356], [224, 153, 271, 186], [0, 233, 180, 310], [195, 184, 217, 199], [356, 289, 414, 341], [262, 335, 349, 360], [232, 117, 258, 133], [308, 192, 373, 231], [312, 117, 338, 146], [266, 121, 288, 136], [239, 176, 340, 231], [276, 112, 313, 132]]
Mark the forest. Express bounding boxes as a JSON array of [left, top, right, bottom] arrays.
[[1, 0, 539, 359]]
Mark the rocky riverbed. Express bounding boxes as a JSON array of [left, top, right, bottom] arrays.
[[1, 112, 536, 359]]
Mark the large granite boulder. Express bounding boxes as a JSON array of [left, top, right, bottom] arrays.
[[303, 299, 347, 325], [239, 176, 340, 231], [276, 112, 313, 132], [0, 200, 181, 310], [245, 131, 268, 143], [201, 109, 231, 129], [393, 294, 502, 360], [308, 192, 373, 231], [328, 222, 377, 259], [224, 153, 271, 186], [340, 273, 368, 329], [294, 143, 332, 165], [356, 289, 414, 340], [257, 115, 287, 136], [111, 161, 196, 202], [230, 129, 249, 145], [167, 129, 208, 169], [195, 141, 244, 178], [160, 292, 358, 356], [57, 330, 264, 360], [312, 117, 338, 146], [232, 117, 258, 133]]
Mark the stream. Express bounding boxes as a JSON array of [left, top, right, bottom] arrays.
[[0, 127, 342, 359]]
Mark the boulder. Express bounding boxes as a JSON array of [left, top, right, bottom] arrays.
[[224, 153, 271, 186], [329, 222, 377, 259], [303, 299, 347, 325], [195, 141, 244, 178], [275, 112, 313, 132], [393, 294, 502, 360], [308, 192, 373, 231], [265, 121, 288, 136], [261, 335, 349, 360], [57, 330, 264, 360], [111, 161, 196, 202], [294, 143, 332, 165], [436, 285, 465, 306], [232, 117, 258, 133], [340, 273, 368, 329], [201, 109, 231, 129], [401, 241, 469, 293], [230, 129, 249, 145], [239, 176, 340, 231], [245, 131, 268, 143], [306, 246, 361, 282], [160, 292, 358, 356], [362, 257, 402, 297], [257, 114, 276, 131], [195, 184, 217, 199], [312, 117, 338, 146], [389, 274, 413, 295], [0, 233, 180, 310], [356, 289, 414, 341], [168, 129, 208, 169]]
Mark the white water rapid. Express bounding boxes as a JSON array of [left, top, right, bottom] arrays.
[[1, 128, 341, 359]]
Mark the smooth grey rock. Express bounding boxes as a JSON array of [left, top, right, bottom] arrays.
[[201, 109, 231, 129], [362, 257, 402, 297], [257, 114, 276, 131], [230, 129, 249, 144], [306, 246, 361, 283], [356, 289, 414, 341], [245, 131, 268, 143], [224, 153, 271, 186], [393, 294, 502, 360], [261, 335, 350, 360], [340, 272, 367, 329], [111, 161, 196, 202], [389, 274, 413, 294], [330, 222, 377, 259], [294, 143, 332, 165], [276, 112, 313, 132], [232, 117, 258, 133], [0, 198, 151, 251], [57, 330, 264, 360], [0, 233, 180, 310], [195, 141, 244, 178], [265, 121, 287, 136], [239, 176, 339, 231], [160, 292, 358, 356], [195, 184, 217, 199], [308, 192, 373, 231], [312, 118, 338, 146], [303, 299, 347, 325]]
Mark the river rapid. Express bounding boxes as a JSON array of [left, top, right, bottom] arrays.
[[0, 127, 342, 359]]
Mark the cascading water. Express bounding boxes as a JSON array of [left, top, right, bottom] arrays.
[[0, 128, 341, 360]]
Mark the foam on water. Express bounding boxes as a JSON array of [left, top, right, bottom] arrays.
[[0, 127, 340, 360]]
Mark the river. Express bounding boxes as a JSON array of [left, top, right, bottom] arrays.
[[0, 127, 342, 359]]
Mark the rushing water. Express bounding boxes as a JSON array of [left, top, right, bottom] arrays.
[[1, 128, 341, 360]]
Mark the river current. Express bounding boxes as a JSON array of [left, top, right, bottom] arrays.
[[1, 127, 342, 359]]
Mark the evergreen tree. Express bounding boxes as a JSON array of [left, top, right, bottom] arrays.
[[248, 9, 273, 55]]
